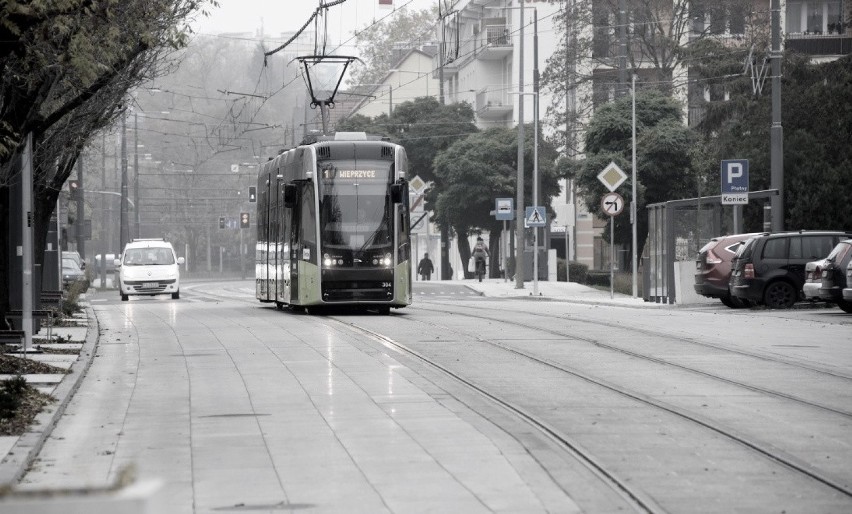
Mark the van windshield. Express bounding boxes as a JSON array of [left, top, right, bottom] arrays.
[[124, 248, 175, 266]]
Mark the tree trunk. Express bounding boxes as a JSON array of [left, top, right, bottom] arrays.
[[454, 225, 471, 279], [488, 234, 500, 279]]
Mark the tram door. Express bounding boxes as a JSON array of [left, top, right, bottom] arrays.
[[290, 181, 316, 304]]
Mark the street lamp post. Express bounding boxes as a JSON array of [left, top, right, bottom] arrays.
[[486, 4, 537, 290], [120, 112, 129, 252]]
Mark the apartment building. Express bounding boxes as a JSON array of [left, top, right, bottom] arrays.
[[429, 0, 606, 273]]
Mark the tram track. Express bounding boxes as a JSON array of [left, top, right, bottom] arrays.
[[183, 284, 663, 513], [413, 301, 852, 418], [185, 282, 852, 507], [329, 307, 852, 502]]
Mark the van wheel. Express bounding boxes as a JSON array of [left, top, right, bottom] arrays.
[[838, 300, 852, 314], [121, 294, 128, 302], [172, 291, 180, 300], [764, 281, 796, 309]]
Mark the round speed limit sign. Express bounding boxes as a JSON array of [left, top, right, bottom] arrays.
[[601, 192, 625, 216]]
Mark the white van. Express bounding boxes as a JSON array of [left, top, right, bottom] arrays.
[[116, 239, 185, 301]]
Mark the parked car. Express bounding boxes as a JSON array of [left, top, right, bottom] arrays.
[[694, 233, 765, 308], [116, 239, 184, 301], [61, 257, 87, 289], [803, 258, 831, 302], [63, 250, 85, 271], [818, 239, 852, 313], [94, 253, 119, 274], [729, 230, 852, 309], [844, 260, 852, 307]]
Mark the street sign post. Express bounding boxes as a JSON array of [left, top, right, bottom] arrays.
[[721, 159, 749, 205], [598, 162, 628, 192], [601, 192, 625, 216], [495, 198, 514, 221], [524, 206, 546, 228], [600, 192, 624, 300]]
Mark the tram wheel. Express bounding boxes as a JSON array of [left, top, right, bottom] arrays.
[[275, 301, 284, 310]]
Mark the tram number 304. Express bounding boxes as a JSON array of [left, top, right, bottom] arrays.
[[382, 282, 392, 288]]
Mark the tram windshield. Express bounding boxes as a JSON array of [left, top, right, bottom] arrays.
[[319, 160, 393, 252]]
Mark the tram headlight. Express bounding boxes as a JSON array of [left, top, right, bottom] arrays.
[[382, 253, 392, 266], [323, 258, 332, 266], [372, 259, 379, 265], [323, 254, 332, 267]]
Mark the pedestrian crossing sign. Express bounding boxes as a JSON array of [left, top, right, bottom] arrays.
[[524, 206, 547, 227]]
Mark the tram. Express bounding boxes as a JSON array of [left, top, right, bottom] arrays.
[[255, 132, 412, 312]]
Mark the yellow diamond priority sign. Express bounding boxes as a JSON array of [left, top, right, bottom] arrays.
[[597, 162, 628, 192]]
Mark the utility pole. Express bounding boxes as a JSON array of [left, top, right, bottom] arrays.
[[120, 112, 129, 251], [76, 156, 85, 259], [134, 111, 140, 239], [515, 4, 526, 290], [21, 133, 34, 353], [617, 0, 628, 97], [438, 6, 449, 279], [533, 9, 540, 295], [100, 133, 107, 288], [770, 0, 784, 231], [565, 0, 577, 266]]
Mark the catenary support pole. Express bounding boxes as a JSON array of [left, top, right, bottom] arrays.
[[631, 74, 638, 297], [134, 112, 140, 239], [120, 113, 129, 251], [533, 9, 539, 296], [22, 133, 34, 354], [515, 4, 526, 290], [770, 0, 784, 231], [76, 157, 85, 259]]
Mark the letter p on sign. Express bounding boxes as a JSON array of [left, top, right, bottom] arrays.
[[727, 162, 743, 183]]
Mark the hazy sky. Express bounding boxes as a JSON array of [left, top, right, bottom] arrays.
[[193, 0, 438, 53]]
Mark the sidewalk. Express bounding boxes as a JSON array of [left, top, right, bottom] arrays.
[[436, 277, 677, 308], [0, 299, 98, 486]]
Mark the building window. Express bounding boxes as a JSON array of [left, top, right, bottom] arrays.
[[786, 1, 843, 35]]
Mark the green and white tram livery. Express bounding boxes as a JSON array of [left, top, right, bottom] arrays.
[[255, 132, 412, 312]]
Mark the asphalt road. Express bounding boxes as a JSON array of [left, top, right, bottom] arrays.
[[18, 280, 852, 513]]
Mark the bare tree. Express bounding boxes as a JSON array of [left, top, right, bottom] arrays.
[[542, 0, 769, 156]]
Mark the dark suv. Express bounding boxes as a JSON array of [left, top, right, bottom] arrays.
[[729, 231, 852, 309], [694, 233, 765, 308], [818, 239, 852, 313]]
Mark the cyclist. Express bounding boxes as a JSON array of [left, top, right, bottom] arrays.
[[472, 237, 488, 280]]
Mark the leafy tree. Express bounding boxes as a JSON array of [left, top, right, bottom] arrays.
[[0, 0, 212, 324], [569, 90, 701, 259], [693, 52, 852, 231], [337, 96, 478, 184], [349, 6, 436, 87], [433, 126, 561, 277]]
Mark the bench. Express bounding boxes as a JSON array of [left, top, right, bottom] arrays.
[[7, 310, 55, 341], [0, 330, 25, 345], [40, 290, 64, 312]]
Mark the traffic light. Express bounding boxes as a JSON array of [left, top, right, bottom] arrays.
[[240, 212, 250, 229], [248, 186, 257, 203], [68, 179, 80, 200], [219, 216, 225, 229]]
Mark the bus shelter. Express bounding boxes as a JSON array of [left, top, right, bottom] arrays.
[[644, 190, 778, 304]]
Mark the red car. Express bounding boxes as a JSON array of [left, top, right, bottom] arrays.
[[695, 233, 765, 308]]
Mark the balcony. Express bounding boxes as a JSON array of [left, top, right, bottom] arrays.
[[432, 53, 459, 79], [476, 85, 513, 120], [786, 34, 852, 57], [476, 24, 513, 61]]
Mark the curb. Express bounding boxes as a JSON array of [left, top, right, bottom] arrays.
[[0, 302, 100, 486]]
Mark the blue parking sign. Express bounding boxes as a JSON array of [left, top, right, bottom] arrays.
[[721, 159, 749, 205]]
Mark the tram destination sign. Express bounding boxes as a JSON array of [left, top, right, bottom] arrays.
[[321, 168, 389, 180]]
